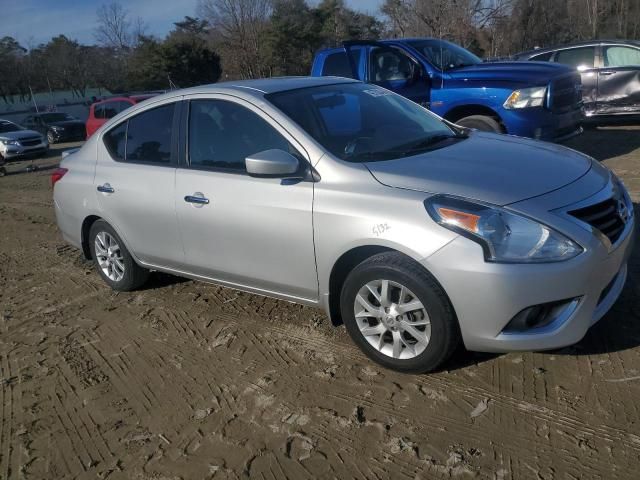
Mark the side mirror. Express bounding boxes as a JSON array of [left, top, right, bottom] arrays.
[[245, 149, 300, 178]]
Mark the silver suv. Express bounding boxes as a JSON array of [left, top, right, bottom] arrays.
[[53, 77, 635, 372]]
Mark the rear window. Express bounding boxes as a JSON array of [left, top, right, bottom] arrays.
[[126, 105, 173, 164], [604, 46, 640, 67], [103, 103, 175, 164], [103, 123, 126, 161], [321, 51, 360, 78]]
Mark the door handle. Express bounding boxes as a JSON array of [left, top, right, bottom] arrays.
[[184, 195, 210, 205], [599, 71, 615, 76], [97, 183, 114, 193]]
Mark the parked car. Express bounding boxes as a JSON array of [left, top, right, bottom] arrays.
[[86, 94, 159, 138], [0, 119, 48, 163], [311, 39, 584, 142], [22, 112, 86, 144], [515, 40, 640, 120], [52, 77, 634, 373]]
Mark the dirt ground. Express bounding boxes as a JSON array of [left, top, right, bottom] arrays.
[[0, 127, 639, 480]]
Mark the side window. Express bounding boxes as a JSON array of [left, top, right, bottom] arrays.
[[118, 101, 134, 114], [370, 48, 415, 82], [126, 104, 174, 164], [103, 122, 126, 161], [603, 46, 640, 67], [103, 101, 119, 119], [188, 100, 296, 172], [555, 47, 595, 70], [322, 51, 360, 78], [530, 51, 553, 62], [94, 105, 105, 119]]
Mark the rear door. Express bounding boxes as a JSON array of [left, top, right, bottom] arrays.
[[94, 100, 184, 268], [174, 96, 317, 301], [553, 46, 598, 114], [597, 44, 640, 115]]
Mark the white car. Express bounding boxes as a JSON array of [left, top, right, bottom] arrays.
[[0, 119, 48, 163]]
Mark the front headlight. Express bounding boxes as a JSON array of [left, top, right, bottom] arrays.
[[0, 139, 19, 146], [425, 195, 583, 263], [503, 86, 547, 109]]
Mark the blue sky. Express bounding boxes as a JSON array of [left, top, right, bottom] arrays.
[[3, 0, 383, 48]]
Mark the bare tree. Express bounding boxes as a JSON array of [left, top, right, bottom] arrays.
[[198, 0, 273, 79], [95, 2, 147, 50]]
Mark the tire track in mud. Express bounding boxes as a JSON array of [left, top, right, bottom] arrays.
[[242, 318, 640, 474]]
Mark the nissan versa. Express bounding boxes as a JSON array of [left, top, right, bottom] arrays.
[[52, 77, 635, 372]]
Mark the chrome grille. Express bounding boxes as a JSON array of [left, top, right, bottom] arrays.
[[20, 137, 41, 147], [549, 73, 582, 112], [568, 197, 626, 244]]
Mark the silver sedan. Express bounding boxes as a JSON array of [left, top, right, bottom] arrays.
[[52, 77, 635, 372]]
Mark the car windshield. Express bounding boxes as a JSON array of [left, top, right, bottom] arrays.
[[266, 83, 464, 162], [408, 40, 482, 71], [0, 121, 22, 133], [41, 113, 74, 122]]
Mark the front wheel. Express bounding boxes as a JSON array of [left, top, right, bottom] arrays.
[[47, 130, 56, 144], [89, 220, 149, 291], [0, 167, 5, 177], [455, 115, 503, 133], [340, 252, 460, 373]]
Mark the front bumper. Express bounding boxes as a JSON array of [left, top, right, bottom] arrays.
[[501, 106, 584, 142], [1, 143, 49, 160], [423, 200, 635, 353], [50, 130, 85, 142]]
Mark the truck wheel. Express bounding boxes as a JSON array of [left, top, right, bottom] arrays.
[[340, 252, 460, 373], [47, 130, 56, 144], [456, 115, 503, 133]]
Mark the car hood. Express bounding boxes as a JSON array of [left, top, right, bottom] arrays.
[[364, 131, 592, 206], [447, 61, 576, 86], [48, 120, 84, 128], [0, 129, 42, 141]]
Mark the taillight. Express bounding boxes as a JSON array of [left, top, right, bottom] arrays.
[[51, 168, 68, 188]]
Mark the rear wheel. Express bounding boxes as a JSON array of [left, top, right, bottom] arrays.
[[89, 220, 149, 291], [340, 252, 460, 373], [47, 130, 56, 144], [455, 115, 503, 133]]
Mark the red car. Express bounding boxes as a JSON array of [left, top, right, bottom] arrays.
[[86, 94, 158, 138]]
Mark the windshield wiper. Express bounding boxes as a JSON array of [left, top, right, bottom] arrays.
[[399, 133, 467, 154], [347, 132, 468, 162]]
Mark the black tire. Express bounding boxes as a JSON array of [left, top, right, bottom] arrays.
[[455, 115, 503, 133], [47, 130, 56, 144], [340, 252, 460, 373], [89, 220, 149, 291], [0, 167, 5, 177]]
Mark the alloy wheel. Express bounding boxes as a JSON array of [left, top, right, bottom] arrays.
[[94, 231, 125, 282], [353, 279, 431, 360]]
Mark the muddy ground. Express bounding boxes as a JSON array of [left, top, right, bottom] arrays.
[[1, 127, 639, 480]]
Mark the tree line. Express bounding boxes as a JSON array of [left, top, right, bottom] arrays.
[[1, 0, 639, 103]]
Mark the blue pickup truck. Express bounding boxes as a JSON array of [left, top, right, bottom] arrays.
[[311, 39, 584, 141]]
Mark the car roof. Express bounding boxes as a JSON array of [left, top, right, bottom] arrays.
[[517, 39, 640, 57], [148, 76, 359, 103]]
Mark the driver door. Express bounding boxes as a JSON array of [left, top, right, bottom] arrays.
[[367, 46, 430, 107], [343, 41, 430, 108], [174, 96, 318, 301]]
